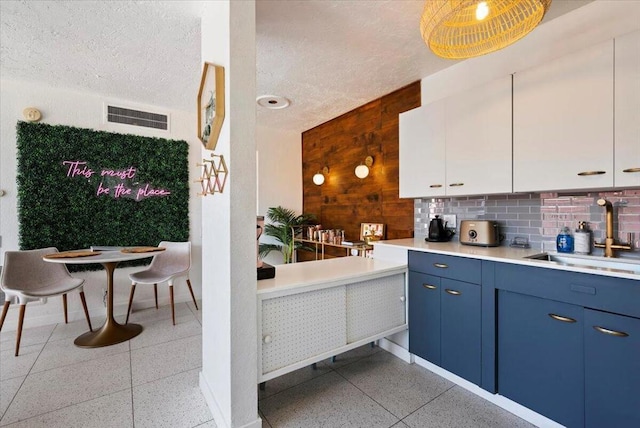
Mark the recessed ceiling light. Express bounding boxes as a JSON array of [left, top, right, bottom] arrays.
[[256, 95, 291, 110]]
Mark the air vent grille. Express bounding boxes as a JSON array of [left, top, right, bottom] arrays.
[[107, 105, 168, 130]]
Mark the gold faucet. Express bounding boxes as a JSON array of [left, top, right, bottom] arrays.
[[593, 198, 633, 258]]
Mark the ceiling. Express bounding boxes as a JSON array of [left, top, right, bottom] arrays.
[[1, 0, 593, 134]]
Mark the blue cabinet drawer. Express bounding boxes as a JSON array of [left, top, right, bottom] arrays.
[[409, 251, 482, 284], [495, 262, 640, 318]]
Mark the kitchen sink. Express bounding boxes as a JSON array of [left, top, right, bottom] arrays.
[[525, 252, 640, 275]]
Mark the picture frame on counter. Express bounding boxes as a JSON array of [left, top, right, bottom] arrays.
[[360, 222, 385, 242]]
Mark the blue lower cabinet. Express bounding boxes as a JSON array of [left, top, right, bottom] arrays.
[[409, 269, 482, 386], [585, 309, 640, 428], [498, 290, 584, 428], [408, 271, 441, 365], [441, 278, 481, 385]]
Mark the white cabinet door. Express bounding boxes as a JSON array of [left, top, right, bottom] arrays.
[[445, 75, 513, 196], [261, 286, 346, 375], [346, 273, 406, 343], [399, 102, 446, 198], [514, 40, 614, 192], [615, 30, 640, 188]]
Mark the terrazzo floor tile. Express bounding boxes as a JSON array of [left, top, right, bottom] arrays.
[[132, 368, 212, 428], [0, 376, 24, 418], [194, 420, 218, 428], [0, 343, 44, 381], [403, 386, 536, 428], [129, 312, 201, 351], [131, 334, 201, 386], [126, 302, 192, 324], [1, 389, 133, 428], [335, 350, 455, 419], [259, 371, 399, 428], [0, 351, 131, 426], [391, 421, 410, 428], [31, 338, 129, 373], [186, 300, 202, 324], [322, 343, 382, 369], [0, 324, 55, 352], [48, 315, 106, 343], [258, 362, 332, 400], [259, 409, 271, 428]]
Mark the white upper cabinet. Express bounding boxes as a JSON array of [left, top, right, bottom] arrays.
[[445, 75, 513, 196], [399, 101, 446, 198], [615, 30, 640, 188], [513, 40, 614, 192], [399, 76, 512, 199]]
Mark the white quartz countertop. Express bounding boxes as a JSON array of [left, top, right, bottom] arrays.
[[257, 256, 407, 298], [373, 238, 640, 281]]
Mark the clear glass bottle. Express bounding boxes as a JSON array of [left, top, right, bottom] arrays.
[[574, 221, 591, 255], [556, 226, 574, 253]]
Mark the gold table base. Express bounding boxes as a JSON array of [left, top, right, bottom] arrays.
[[74, 261, 143, 348], [74, 321, 143, 347]]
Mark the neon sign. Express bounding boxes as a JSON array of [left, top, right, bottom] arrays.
[[63, 160, 171, 201]]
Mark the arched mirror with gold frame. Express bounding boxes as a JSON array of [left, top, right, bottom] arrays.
[[197, 62, 225, 151]]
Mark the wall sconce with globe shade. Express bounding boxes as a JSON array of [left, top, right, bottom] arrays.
[[313, 166, 329, 186], [355, 156, 374, 179]]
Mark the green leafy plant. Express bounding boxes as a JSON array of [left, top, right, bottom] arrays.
[[16, 121, 189, 271], [259, 206, 316, 263]]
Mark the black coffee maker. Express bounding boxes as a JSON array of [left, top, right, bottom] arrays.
[[426, 215, 455, 242]]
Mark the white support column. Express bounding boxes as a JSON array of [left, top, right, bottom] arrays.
[[199, 2, 259, 428]]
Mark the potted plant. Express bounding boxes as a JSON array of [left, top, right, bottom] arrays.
[[259, 206, 316, 263]]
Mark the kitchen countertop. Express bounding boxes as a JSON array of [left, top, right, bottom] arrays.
[[257, 256, 407, 299], [373, 238, 640, 281]]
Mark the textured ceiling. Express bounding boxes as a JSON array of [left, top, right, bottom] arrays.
[[255, 0, 593, 132], [0, 1, 203, 112], [1, 0, 593, 133]]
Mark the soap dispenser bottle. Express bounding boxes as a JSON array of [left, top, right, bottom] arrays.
[[574, 221, 591, 255], [556, 226, 574, 253]]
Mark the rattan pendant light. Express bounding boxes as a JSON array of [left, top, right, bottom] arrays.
[[421, 0, 552, 59]]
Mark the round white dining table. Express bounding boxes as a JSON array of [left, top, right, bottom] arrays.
[[44, 249, 162, 348]]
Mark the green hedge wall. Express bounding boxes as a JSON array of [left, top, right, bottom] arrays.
[[16, 121, 190, 271]]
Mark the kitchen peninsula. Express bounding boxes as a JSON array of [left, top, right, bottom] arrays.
[[257, 256, 407, 383]]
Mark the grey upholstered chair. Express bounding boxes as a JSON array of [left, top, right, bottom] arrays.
[[125, 241, 198, 325], [0, 247, 93, 356]]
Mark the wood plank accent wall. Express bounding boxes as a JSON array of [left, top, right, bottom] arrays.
[[301, 81, 421, 248]]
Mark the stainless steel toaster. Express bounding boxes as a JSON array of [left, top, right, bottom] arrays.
[[459, 220, 500, 247]]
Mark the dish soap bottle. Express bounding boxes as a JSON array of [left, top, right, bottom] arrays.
[[574, 221, 591, 255], [556, 226, 574, 253]]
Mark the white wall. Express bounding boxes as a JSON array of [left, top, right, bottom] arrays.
[[199, 1, 260, 428], [257, 125, 302, 266], [0, 78, 203, 330]]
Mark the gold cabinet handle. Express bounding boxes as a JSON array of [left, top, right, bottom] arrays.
[[577, 171, 606, 176], [548, 313, 577, 323], [433, 263, 448, 269], [622, 167, 640, 173], [449, 183, 464, 187], [445, 289, 461, 296], [429, 184, 443, 188], [422, 284, 437, 290], [593, 326, 629, 337]]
